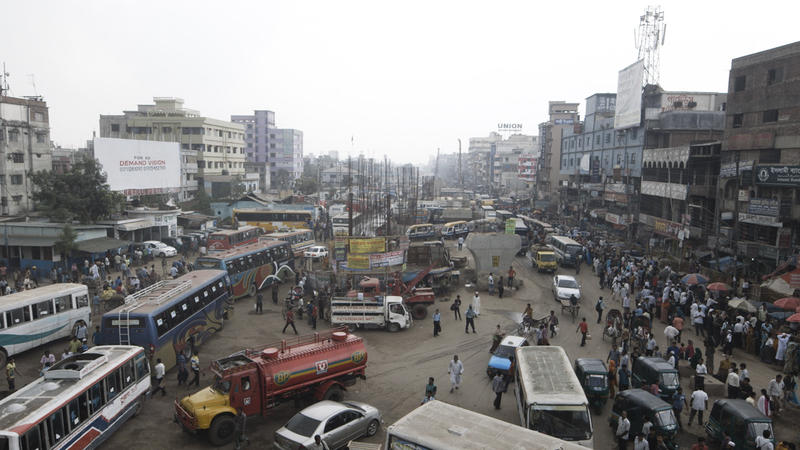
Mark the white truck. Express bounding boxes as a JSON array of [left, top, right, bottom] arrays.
[[330, 295, 411, 332]]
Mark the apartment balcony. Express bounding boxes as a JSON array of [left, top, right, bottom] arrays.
[[688, 184, 715, 198], [183, 163, 198, 174]]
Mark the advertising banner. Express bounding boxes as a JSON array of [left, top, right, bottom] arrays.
[[93, 138, 181, 194], [369, 250, 405, 268], [614, 60, 644, 129], [505, 219, 515, 235], [748, 198, 780, 217], [755, 165, 800, 186], [346, 254, 370, 269], [349, 237, 386, 254]]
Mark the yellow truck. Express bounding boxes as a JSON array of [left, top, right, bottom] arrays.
[[529, 245, 557, 273]]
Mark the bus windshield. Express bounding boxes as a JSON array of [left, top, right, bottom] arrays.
[[565, 244, 582, 255], [531, 407, 591, 441], [195, 258, 222, 269]]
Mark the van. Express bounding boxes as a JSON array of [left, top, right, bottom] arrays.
[[529, 246, 557, 273], [631, 357, 680, 401], [706, 399, 774, 450]]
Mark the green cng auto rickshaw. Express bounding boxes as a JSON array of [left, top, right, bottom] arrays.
[[706, 399, 774, 450], [574, 358, 609, 412], [631, 356, 680, 401], [609, 389, 679, 449]]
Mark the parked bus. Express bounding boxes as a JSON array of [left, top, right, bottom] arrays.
[[332, 212, 363, 236], [549, 235, 584, 267], [510, 217, 530, 255], [406, 223, 437, 241], [194, 240, 294, 301], [441, 220, 469, 239], [233, 209, 313, 233], [262, 229, 315, 258], [0, 346, 150, 450], [206, 226, 262, 251], [0, 283, 90, 368], [96, 270, 232, 370], [515, 346, 593, 447], [386, 400, 585, 450]]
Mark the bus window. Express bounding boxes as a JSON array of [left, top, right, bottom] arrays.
[[89, 383, 104, 413], [135, 354, 149, 379], [55, 296, 72, 313], [6, 307, 29, 327], [48, 408, 67, 445], [78, 392, 90, 421], [76, 295, 89, 308], [67, 397, 82, 430], [32, 300, 54, 320], [121, 360, 135, 387], [22, 426, 41, 450], [0, 436, 8, 450], [105, 370, 121, 400]]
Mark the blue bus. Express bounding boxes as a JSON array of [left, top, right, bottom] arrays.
[[194, 240, 294, 301], [96, 269, 231, 370]]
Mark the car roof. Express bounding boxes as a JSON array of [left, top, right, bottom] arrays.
[[618, 389, 671, 409], [500, 335, 527, 347], [298, 400, 349, 421], [556, 275, 577, 282]]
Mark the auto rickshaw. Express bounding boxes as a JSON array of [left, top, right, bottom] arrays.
[[574, 358, 609, 413], [705, 399, 774, 450], [631, 356, 680, 401], [609, 389, 679, 449]]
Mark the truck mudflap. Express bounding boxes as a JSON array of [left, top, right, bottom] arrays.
[[174, 399, 198, 432]]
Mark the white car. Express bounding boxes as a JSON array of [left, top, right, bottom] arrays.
[[304, 245, 329, 259], [143, 240, 177, 258], [552, 274, 581, 303], [274, 400, 381, 450]]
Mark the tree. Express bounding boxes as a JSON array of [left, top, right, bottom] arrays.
[[272, 169, 292, 190], [53, 224, 78, 270], [230, 175, 247, 199], [30, 157, 126, 223], [296, 176, 319, 195], [180, 189, 213, 216]]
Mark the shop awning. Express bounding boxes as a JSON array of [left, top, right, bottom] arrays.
[[75, 237, 132, 254]]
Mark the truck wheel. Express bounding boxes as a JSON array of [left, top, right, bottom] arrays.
[[208, 415, 236, 446], [365, 419, 380, 437], [411, 304, 428, 320], [387, 323, 401, 333], [247, 284, 256, 298], [323, 385, 344, 402]]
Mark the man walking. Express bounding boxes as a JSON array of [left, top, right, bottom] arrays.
[[672, 387, 687, 428], [688, 387, 708, 427], [726, 367, 740, 399], [448, 355, 463, 393], [488, 273, 495, 295], [768, 374, 784, 416], [577, 317, 589, 347], [5, 357, 15, 392], [311, 303, 318, 330], [492, 373, 507, 409], [272, 285, 279, 304], [452, 295, 462, 320], [177, 351, 188, 385], [596, 296, 605, 324], [465, 306, 476, 333], [472, 291, 481, 316], [190, 351, 201, 387], [457, 236, 464, 251], [507, 266, 515, 288], [282, 308, 298, 334], [616, 410, 631, 450], [433, 309, 442, 337], [153, 358, 166, 396], [255, 292, 263, 314]]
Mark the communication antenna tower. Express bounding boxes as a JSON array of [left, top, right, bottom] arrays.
[[634, 6, 666, 86], [0, 63, 9, 97]]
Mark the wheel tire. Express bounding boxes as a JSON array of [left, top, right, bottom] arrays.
[[247, 284, 256, 298], [323, 385, 344, 402], [387, 322, 401, 333], [159, 252, 166, 258], [365, 419, 380, 437], [411, 304, 428, 320], [208, 415, 236, 447]]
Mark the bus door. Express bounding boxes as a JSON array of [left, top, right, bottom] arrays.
[[231, 367, 261, 416], [514, 379, 528, 428]]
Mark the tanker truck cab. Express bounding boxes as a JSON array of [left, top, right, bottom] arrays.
[[175, 328, 368, 446]]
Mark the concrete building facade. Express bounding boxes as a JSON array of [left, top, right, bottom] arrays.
[[0, 95, 52, 215], [719, 41, 800, 270], [536, 101, 579, 203], [99, 98, 246, 201], [231, 110, 303, 190]]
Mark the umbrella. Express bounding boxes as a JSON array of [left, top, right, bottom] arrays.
[[788, 313, 800, 323], [706, 282, 731, 292], [681, 273, 709, 286], [774, 297, 800, 311], [769, 311, 794, 321], [729, 298, 757, 313]]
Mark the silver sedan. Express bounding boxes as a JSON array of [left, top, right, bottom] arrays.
[[274, 400, 381, 450]]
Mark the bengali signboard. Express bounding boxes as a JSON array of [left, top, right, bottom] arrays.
[[653, 218, 682, 238], [346, 254, 370, 269], [748, 198, 780, 217], [369, 250, 405, 268], [755, 165, 800, 186], [738, 213, 782, 227], [334, 236, 347, 261], [719, 160, 753, 178], [349, 237, 386, 254]]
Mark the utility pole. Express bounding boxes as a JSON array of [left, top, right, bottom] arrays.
[[348, 156, 353, 237], [457, 138, 463, 194]]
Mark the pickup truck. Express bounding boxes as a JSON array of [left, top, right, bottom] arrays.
[[529, 246, 557, 273], [331, 295, 411, 332]]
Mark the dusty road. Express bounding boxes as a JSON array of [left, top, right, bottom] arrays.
[[6, 243, 796, 449]]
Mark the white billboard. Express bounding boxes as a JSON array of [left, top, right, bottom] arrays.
[[94, 137, 181, 195], [614, 60, 644, 129]]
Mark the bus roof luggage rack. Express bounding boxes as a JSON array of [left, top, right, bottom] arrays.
[[44, 352, 108, 380]]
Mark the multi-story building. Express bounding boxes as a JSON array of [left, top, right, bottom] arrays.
[[536, 101, 579, 203], [719, 41, 800, 270], [231, 110, 303, 190], [0, 95, 52, 215], [517, 154, 537, 187], [468, 132, 537, 193], [99, 98, 246, 201]]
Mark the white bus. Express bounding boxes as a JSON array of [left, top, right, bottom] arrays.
[[332, 212, 362, 236], [0, 345, 150, 450], [549, 235, 583, 267], [0, 283, 91, 368], [515, 346, 593, 448], [385, 400, 585, 449]]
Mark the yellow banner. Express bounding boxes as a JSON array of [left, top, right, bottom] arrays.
[[347, 254, 371, 269], [349, 237, 386, 254]]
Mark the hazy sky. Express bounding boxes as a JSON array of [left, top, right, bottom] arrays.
[[3, 0, 799, 164]]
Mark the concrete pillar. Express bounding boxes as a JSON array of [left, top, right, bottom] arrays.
[[465, 232, 521, 290]]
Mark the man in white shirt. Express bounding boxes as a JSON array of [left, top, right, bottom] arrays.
[[615, 410, 630, 450], [633, 433, 649, 450], [768, 375, 784, 415], [472, 291, 481, 316], [153, 358, 166, 396], [727, 367, 740, 399], [688, 388, 708, 427], [755, 429, 774, 450]]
